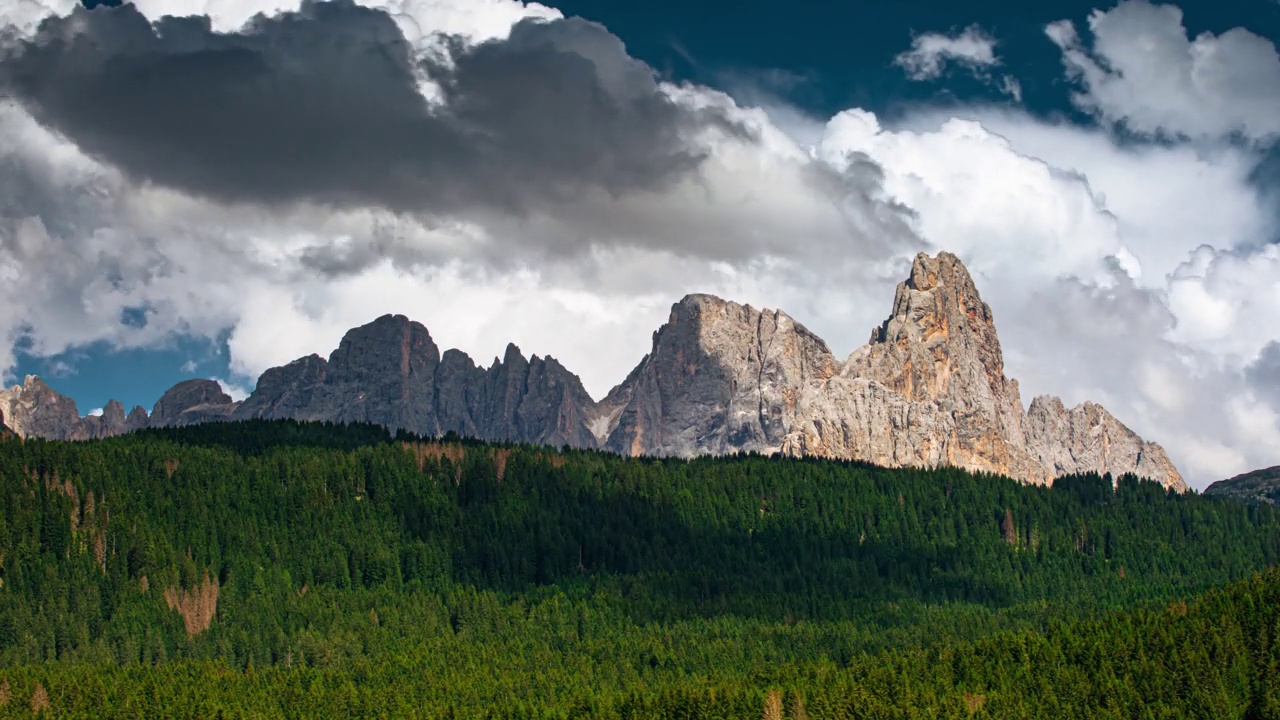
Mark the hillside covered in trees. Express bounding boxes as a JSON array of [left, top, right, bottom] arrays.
[[1, 420, 1279, 718]]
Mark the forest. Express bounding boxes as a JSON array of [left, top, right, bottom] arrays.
[[1, 420, 1279, 718]]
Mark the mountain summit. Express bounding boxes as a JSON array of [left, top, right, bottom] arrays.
[[593, 252, 1183, 490], [0, 252, 1185, 490]]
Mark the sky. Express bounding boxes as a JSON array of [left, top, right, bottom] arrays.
[[1, 0, 1279, 488]]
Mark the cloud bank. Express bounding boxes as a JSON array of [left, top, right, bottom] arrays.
[[0, 0, 1278, 488]]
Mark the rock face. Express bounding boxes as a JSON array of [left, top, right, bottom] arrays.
[[784, 252, 1048, 482], [1, 253, 1186, 490], [0, 376, 153, 440], [0, 376, 85, 439], [234, 354, 328, 421], [1204, 466, 1280, 505], [150, 380, 237, 427], [594, 294, 841, 457], [233, 314, 598, 447], [1023, 397, 1182, 487], [596, 252, 1184, 491]]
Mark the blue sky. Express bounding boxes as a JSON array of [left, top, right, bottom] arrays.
[[552, 0, 1280, 116], [3, 0, 1280, 486]]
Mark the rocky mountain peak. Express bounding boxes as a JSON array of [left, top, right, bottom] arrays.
[[858, 251, 1004, 402], [101, 399, 126, 425], [0, 374, 82, 439], [598, 293, 842, 456], [327, 314, 439, 385], [830, 251, 1040, 479], [0, 374, 146, 440], [150, 379, 237, 428], [236, 354, 328, 421], [1024, 396, 1186, 490], [226, 315, 598, 448], [501, 342, 526, 367], [125, 405, 150, 430]]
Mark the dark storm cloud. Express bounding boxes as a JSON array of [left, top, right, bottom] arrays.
[[0, 0, 735, 213], [1247, 342, 1280, 412]]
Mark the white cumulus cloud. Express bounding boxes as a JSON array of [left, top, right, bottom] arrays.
[[1047, 0, 1280, 142]]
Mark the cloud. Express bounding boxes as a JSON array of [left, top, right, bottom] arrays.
[[1167, 244, 1280, 358], [1247, 342, 1280, 413], [894, 25, 1022, 100], [0, 2, 733, 217], [213, 377, 251, 402], [0, 0, 76, 36], [129, 0, 561, 38], [895, 25, 1000, 80], [1046, 0, 1280, 142], [898, 106, 1274, 283], [998, 76, 1022, 103]]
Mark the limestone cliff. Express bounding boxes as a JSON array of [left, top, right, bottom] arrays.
[[1024, 397, 1184, 489], [0, 376, 87, 439], [595, 294, 840, 457], [597, 252, 1184, 490]]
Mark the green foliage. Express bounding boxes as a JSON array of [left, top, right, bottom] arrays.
[[0, 420, 1278, 717]]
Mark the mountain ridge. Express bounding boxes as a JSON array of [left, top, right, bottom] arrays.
[[1204, 465, 1280, 505], [0, 251, 1186, 490]]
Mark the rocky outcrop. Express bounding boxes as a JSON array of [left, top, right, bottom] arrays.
[[93, 400, 128, 438], [125, 404, 150, 431], [234, 354, 328, 421], [150, 380, 238, 427], [307, 314, 442, 431], [595, 294, 840, 457], [1203, 466, 1280, 505], [767, 253, 1048, 482], [0, 376, 86, 439], [0, 377, 153, 439], [1, 252, 1186, 490], [1024, 397, 1183, 490]]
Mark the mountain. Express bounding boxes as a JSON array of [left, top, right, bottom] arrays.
[[0, 251, 1185, 490], [0, 376, 149, 440], [595, 252, 1184, 490], [232, 317, 598, 447], [1204, 466, 1280, 505]]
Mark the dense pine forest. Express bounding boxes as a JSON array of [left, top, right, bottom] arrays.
[[2, 420, 1280, 718]]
